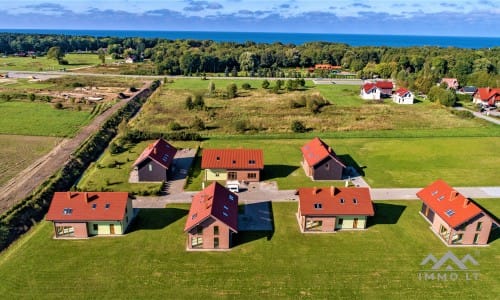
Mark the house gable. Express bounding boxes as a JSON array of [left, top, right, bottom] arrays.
[[133, 138, 177, 170]]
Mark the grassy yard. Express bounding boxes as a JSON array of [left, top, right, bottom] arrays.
[[0, 200, 498, 299], [0, 135, 62, 186], [0, 53, 114, 71], [131, 79, 491, 135], [0, 101, 92, 137]]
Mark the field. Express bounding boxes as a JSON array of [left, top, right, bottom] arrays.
[[0, 135, 62, 186], [0, 53, 115, 71], [130, 79, 492, 135], [0, 200, 498, 299]]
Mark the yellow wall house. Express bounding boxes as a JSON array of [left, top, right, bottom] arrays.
[[46, 192, 135, 238]]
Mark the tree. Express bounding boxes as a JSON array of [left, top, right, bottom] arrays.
[[193, 94, 205, 110], [227, 83, 237, 99], [185, 95, 194, 110], [239, 51, 259, 72], [46, 46, 64, 64], [291, 120, 307, 133], [208, 81, 215, 96], [97, 48, 106, 64], [28, 93, 36, 101], [275, 79, 283, 90], [242, 83, 251, 90], [262, 79, 270, 89], [191, 116, 205, 131]]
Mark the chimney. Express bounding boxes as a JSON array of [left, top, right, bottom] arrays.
[[84, 192, 89, 202], [313, 187, 318, 195], [328, 146, 332, 153], [449, 191, 459, 201], [153, 147, 157, 155], [67, 191, 72, 199], [463, 198, 470, 208]]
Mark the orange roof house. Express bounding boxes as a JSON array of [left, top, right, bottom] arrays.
[[46, 192, 134, 238], [472, 87, 500, 106], [301, 137, 346, 180], [184, 182, 238, 250], [417, 179, 498, 246], [133, 139, 177, 182], [297, 186, 374, 232], [201, 148, 264, 183]]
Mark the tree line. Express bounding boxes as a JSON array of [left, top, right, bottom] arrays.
[[1, 32, 499, 93]]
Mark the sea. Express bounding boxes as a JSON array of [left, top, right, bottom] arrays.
[[1, 29, 499, 49]]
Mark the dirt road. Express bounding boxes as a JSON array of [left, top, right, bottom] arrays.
[[0, 82, 151, 215]]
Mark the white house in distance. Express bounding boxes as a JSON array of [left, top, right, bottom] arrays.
[[360, 81, 394, 100], [393, 88, 414, 104]]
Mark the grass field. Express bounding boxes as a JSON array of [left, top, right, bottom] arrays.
[[0, 200, 498, 299], [0, 135, 62, 186], [0, 53, 115, 71], [131, 79, 491, 135], [0, 101, 92, 137]]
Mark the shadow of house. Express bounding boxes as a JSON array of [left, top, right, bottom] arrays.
[[262, 165, 298, 181], [488, 225, 500, 244], [127, 208, 188, 232], [366, 203, 406, 228], [337, 154, 366, 177], [235, 201, 275, 247]]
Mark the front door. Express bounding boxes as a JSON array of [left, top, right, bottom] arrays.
[[353, 218, 358, 229], [109, 224, 115, 235]]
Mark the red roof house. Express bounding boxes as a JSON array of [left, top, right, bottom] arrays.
[[133, 139, 177, 182], [472, 88, 500, 106], [46, 192, 134, 238], [301, 137, 346, 180], [297, 186, 374, 232], [360, 81, 393, 100], [201, 148, 264, 183], [184, 182, 238, 250], [417, 179, 497, 246], [393, 87, 414, 104]]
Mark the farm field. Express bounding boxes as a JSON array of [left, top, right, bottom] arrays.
[[0, 53, 115, 71], [77, 136, 500, 193], [0, 135, 62, 186], [131, 79, 492, 135], [0, 200, 498, 299]]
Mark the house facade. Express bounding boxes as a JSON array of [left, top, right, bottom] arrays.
[[393, 88, 414, 104], [133, 139, 177, 182], [472, 87, 500, 107], [441, 78, 459, 90], [184, 182, 238, 250], [201, 148, 264, 182], [416, 179, 497, 246], [46, 192, 134, 238], [297, 186, 374, 233], [360, 81, 393, 100], [301, 137, 346, 180]]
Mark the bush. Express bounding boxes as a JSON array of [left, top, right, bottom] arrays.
[[71, 82, 84, 88], [185, 96, 194, 110], [291, 120, 307, 133], [227, 83, 238, 99], [191, 116, 205, 131], [168, 121, 182, 131], [109, 142, 125, 154], [235, 120, 248, 133], [451, 109, 475, 119], [53, 102, 63, 109], [262, 79, 270, 89], [242, 83, 251, 90], [193, 94, 205, 110], [28, 93, 36, 101]]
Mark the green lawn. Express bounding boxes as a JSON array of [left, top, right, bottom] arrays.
[[0, 135, 62, 186], [0, 101, 91, 137], [0, 53, 113, 71], [0, 200, 498, 299]]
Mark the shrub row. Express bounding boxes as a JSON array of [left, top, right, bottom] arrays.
[[0, 80, 161, 252]]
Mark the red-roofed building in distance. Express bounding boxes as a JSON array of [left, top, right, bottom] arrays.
[[201, 148, 264, 183], [297, 186, 374, 232], [417, 179, 498, 246], [360, 80, 394, 100], [301, 137, 346, 180], [440, 78, 459, 90], [133, 138, 177, 182], [393, 87, 414, 104], [472, 87, 500, 107], [46, 192, 134, 238], [184, 182, 238, 250]]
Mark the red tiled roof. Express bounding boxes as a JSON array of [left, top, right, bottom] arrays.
[[301, 137, 346, 168], [362, 82, 377, 93], [46, 192, 129, 221], [201, 149, 264, 170], [184, 182, 238, 232], [375, 81, 394, 89], [395, 88, 410, 96], [133, 139, 177, 169], [298, 187, 374, 216], [416, 179, 483, 228], [473, 88, 500, 106]]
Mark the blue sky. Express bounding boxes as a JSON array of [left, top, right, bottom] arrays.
[[0, 0, 499, 36]]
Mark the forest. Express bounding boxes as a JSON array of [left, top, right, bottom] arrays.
[[1, 32, 499, 93]]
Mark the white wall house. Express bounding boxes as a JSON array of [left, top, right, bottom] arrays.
[[360, 83, 381, 100], [393, 88, 414, 104]]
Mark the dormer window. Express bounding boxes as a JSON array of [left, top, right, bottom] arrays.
[[63, 208, 73, 215], [191, 213, 197, 220], [105, 203, 110, 209], [92, 203, 97, 209], [249, 159, 256, 164], [445, 209, 455, 217], [353, 198, 358, 204], [340, 198, 345, 204], [314, 203, 322, 209], [216, 156, 220, 161]]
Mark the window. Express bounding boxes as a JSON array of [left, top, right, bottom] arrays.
[[325, 163, 329, 169], [214, 226, 219, 235], [249, 160, 256, 164], [93, 224, 98, 231], [191, 213, 198, 220], [223, 211, 229, 217], [148, 163, 153, 172], [105, 203, 110, 209], [248, 173, 257, 179], [228, 172, 237, 180], [228, 194, 234, 201], [473, 233, 479, 244], [216, 156, 220, 161], [191, 236, 203, 248], [214, 237, 219, 249], [63, 208, 73, 215], [215, 172, 219, 177], [353, 198, 358, 204], [476, 222, 483, 231], [340, 198, 345, 204], [232, 160, 236, 164], [56, 226, 75, 237], [224, 205, 229, 210], [445, 209, 455, 217], [432, 190, 438, 196], [452, 233, 463, 244], [162, 154, 169, 162], [195, 225, 203, 235], [314, 203, 322, 209], [438, 195, 445, 201], [92, 203, 97, 209]]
